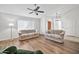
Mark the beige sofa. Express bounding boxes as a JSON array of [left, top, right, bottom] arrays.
[[45, 30, 65, 43], [18, 30, 39, 40]]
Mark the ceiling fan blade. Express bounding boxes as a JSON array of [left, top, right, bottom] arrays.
[[27, 8, 33, 11], [36, 13, 38, 15], [29, 12, 33, 14], [34, 4, 37, 6], [38, 11, 44, 13], [34, 6, 40, 11]]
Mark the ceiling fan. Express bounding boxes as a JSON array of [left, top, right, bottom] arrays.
[[27, 4, 44, 15]]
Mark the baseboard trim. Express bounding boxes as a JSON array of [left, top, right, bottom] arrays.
[[66, 35, 79, 38], [0, 37, 19, 41]]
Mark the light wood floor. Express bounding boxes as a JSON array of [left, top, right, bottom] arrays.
[[0, 36, 79, 54]]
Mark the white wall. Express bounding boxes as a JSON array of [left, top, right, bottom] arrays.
[[75, 19, 79, 37], [40, 17, 46, 34], [0, 13, 18, 40], [0, 12, 40, 40], [62, 8, 79, 37]]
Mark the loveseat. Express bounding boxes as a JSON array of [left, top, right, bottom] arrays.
[[19, 30, 39, 40], [45, 30, 65, 43]]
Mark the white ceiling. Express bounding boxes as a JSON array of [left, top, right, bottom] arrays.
[[0, 4, 79, 18]]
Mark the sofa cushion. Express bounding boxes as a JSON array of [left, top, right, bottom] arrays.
[[48, 30, 64, 35], [17, 49, 34, 54], [34, 50, 43, 54], [17, 49, 43, 54], [46, 34, 61, 39], [52, 34, 61, 39], [2, 46, 43, 54], [20, 30, 36, 34], [21, 32, 38, 36], [3, 46, 17, 54]]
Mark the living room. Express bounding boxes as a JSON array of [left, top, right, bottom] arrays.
[[0, 4, 79, 54]]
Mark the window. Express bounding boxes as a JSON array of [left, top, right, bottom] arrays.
[[17, 20, 35, 31], [54, 19, 62, 30]]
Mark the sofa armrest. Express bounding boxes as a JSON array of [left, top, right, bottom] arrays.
[[18, 32, 22, 36], [60, 32, 65, 35], [60, 32, 65, 39]]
